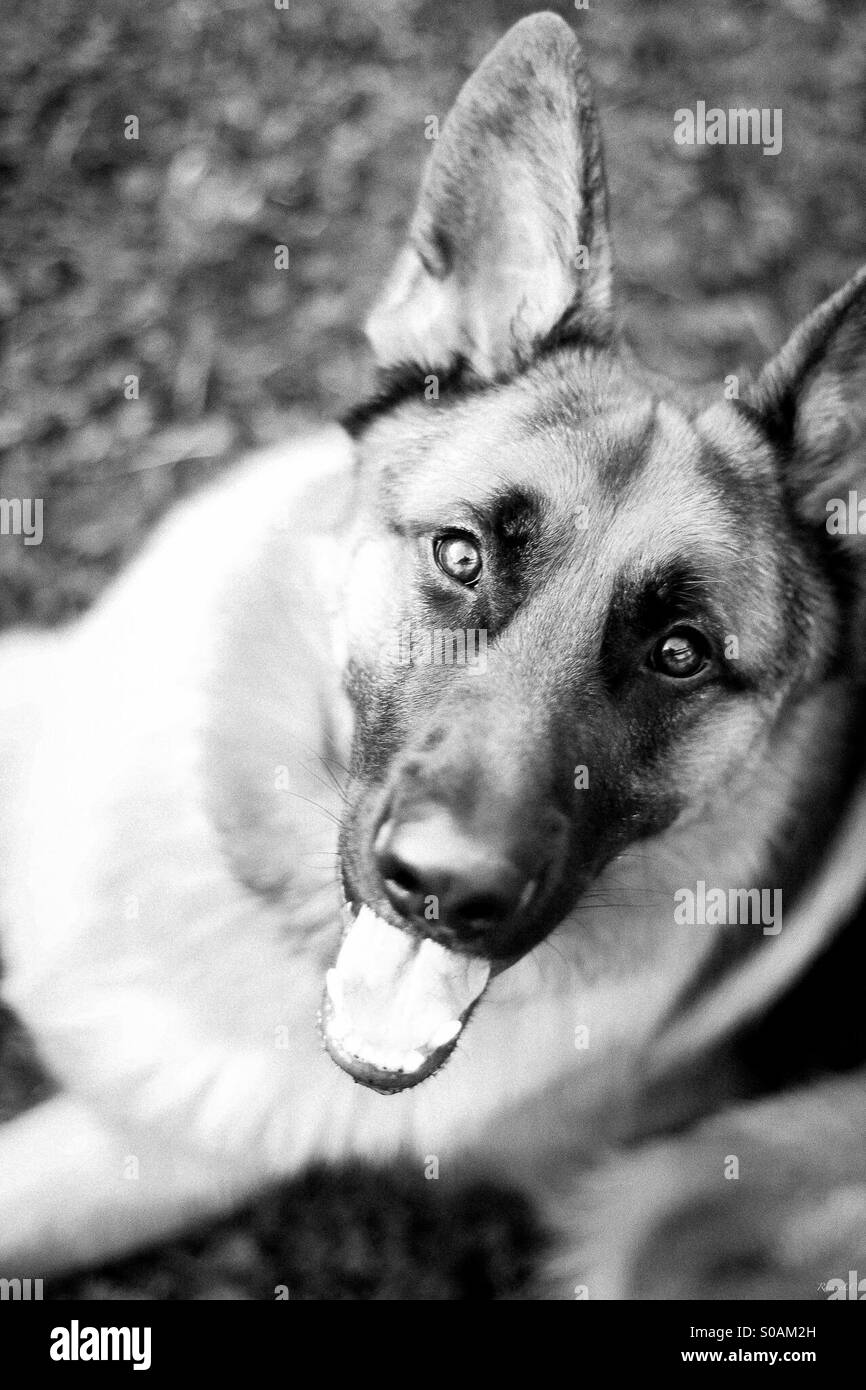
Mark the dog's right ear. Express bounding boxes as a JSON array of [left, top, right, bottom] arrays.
[[366, 13, 613, 382]]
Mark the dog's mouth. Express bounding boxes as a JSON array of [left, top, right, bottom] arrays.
[[320, 903, 492, 1093]]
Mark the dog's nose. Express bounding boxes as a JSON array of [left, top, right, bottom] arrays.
[[374, 812, 536, 935]]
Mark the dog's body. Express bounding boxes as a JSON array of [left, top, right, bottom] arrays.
[[2, 13, 866, 1297]]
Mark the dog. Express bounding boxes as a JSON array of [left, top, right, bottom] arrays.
[[2, 11, 866, 1298]]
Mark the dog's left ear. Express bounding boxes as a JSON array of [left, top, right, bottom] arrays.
[[748, 267, 866, 523], [366, 13, 613, 381]]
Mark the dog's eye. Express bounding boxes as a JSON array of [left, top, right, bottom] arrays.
[[434, 533, 482, 585], [650, 628, 711, 679]]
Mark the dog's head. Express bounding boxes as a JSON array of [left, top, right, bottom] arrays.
[[321, 14, 866, 1091]]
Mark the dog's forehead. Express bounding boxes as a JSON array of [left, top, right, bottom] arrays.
[[379, 384, 742, 548], [363, 354, 782, 590], [353, 368, 794, 679], [569, 399, 742, 562]]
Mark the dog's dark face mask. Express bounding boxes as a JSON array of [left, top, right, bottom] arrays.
[[320, 15, 866, 1092]]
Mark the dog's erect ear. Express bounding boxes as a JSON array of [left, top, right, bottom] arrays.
[[366, 13, 612, 381], [748, 266, 866, 524]]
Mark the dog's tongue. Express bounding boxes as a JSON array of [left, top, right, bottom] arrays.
[[322, 905, 491, 1086]]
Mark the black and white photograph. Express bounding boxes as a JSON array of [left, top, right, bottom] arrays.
[[1, 0, 866, 1337]]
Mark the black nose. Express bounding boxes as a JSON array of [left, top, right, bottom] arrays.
[[374, 810, 538, 936]]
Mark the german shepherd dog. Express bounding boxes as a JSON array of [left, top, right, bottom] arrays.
[[2, 13, 866, 1298]]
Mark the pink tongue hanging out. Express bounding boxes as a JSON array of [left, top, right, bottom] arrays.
[[320, 905, 491, 1090]]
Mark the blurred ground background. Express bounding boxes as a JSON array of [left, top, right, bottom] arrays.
[[1, 0, 865, 1297]]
